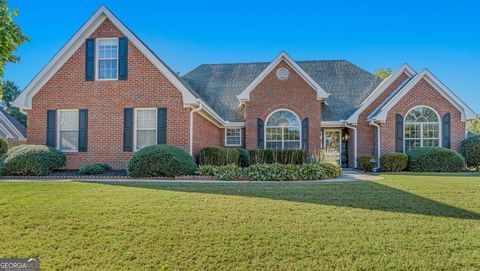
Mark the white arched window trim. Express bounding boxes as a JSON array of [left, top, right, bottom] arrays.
[[264, 109, 302, 150], [403, 105, 442, 153]]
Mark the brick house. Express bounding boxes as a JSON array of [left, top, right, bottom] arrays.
[[13, 6, 477, 169]]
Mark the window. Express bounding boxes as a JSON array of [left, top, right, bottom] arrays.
[[404, 106, 440, 152], [265, 109, 301, 150], [96, 38, 118, 80], [135, 109, 157, 150], [225, 128, 241, 146], [58, 110, 79, 151]]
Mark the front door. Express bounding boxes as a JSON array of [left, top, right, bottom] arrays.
[[323, 130, 342, 165]]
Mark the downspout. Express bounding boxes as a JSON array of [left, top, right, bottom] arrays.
[[369, 121, 381, 170], [345, 122, 357, 168], [189, 102, 203, 155]]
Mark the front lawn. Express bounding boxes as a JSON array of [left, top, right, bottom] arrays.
[[0, 175, 479, 270]]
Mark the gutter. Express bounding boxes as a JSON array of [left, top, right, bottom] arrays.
[[344, 122, 357, 168], [369, 121, 381, 170], [189, 102, 203, 155]]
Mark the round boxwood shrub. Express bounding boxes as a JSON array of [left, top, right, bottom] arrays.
[[1, 144, 66, 176], [380, 152, 408, 172], [407, 147, 465, 172], [236, 148, 250, 167], [357, 155, 375, 172], [79, 163, 112, 175], [127, 144, 197, 177], [458, 135, 480, 170], [0, 138, 8, 155]]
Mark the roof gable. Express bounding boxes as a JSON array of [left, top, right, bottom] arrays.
[[13, 6, 198, 110], [346, 64, 415, 124], [237, 52, 329, 101], [369, 69, 477, 122]]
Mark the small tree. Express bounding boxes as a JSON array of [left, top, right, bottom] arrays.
[[458, 136, 480, 170], [0, 0, 29, 78], [374, 68, 392, 80], [467, 117, 480, 136], [0, 80, 26, 126]]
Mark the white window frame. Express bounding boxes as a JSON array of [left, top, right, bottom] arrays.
[[133, 108, 157, 151], [95, 37, 119, 81], [403, 105, 442, 153], [264, 109, 302, 150], [57, 109, 79, 152], [225, 128, 242, 147]]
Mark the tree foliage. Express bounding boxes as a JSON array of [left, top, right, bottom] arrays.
[[0, 0, 29, 78], [0, 80, 26, 126], [374, 68, 392, 80], [467, 117, 480, 135]]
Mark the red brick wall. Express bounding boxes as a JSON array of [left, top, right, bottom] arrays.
[[192, 112, 223, 157], [244, 60, 322, 152], [381, 78, 466, 153], [28, 19, 192, 169], [357, 72, 410, 157]]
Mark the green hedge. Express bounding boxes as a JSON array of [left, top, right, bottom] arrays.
[[0, 145, 66, 176], [249, 149, 307, 165], [458, 136, 480, 170], [407, 147, 465, 172], [197, 162, 342, 181], [357, 155, 375, 172], [198, 147, 240, 166], [380, 152, 408, 172], [0, 138, 8, 155], [79, 163, 112, 175], [127, 144, 197, 177]]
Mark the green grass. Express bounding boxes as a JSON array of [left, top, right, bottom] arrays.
[[0, 175, 479, 270]]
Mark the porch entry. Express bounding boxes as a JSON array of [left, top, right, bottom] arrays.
[[323, 129, 341, 165]]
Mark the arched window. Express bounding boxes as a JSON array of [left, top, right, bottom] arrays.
[[404, 106, 440, 152], [265, 109, 301, 149]]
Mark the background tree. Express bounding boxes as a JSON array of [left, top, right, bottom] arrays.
[[374, 68, 392, 80], [0, 80, 26, 126], [467, 117, 480, 135], [0, 0, 29, 78]]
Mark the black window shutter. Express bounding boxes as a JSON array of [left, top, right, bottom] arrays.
[[302, 118, 309, 151], [395, 113, 404, 152], [157, 108, 167, 144], [442, 113, 451, 148], [118, 37, 128, 80], [46, 110, 56, 148], [123, 108, 134, 151], [85, 38, 95, 81], [78, 109, 88, 152], [257, 118, 264, 149]]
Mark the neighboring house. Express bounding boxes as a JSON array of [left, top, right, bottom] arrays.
[[0, 108, 26, 146], [12, 6, 477, 169]]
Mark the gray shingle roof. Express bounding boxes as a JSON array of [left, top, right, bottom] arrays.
[[0, 108, 26, 137], [182, 60, 382, 122]]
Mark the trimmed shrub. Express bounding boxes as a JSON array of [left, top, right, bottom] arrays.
[[1, 145, 66, 176], [407, 147, 465, 172], [357, 155, 375, 172], [127, 144, 197, 177], [236, 148, 250, 167], [244, 163, 295, 181], [79, 163, 112, 175], [198, 147, 240, 166], [213, 164, 243, 180], [197, 164, 217, 176], [299, 163, 342, 180], [249, 149, 307, 165], [458, 136, 480, 170], [380, 152, 408, 172], [0, 138, 8, 155]]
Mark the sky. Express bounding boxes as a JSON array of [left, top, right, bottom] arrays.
[[4, 0, 480, 112]]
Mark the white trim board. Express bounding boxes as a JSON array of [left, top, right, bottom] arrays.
[[369, 69, 477, 122], [237, 51, 329, 102], [346, 64, 416, 124], [13, 6, 198, 111]]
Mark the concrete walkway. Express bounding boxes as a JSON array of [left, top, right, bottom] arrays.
[[0, 170, 383, 183]]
